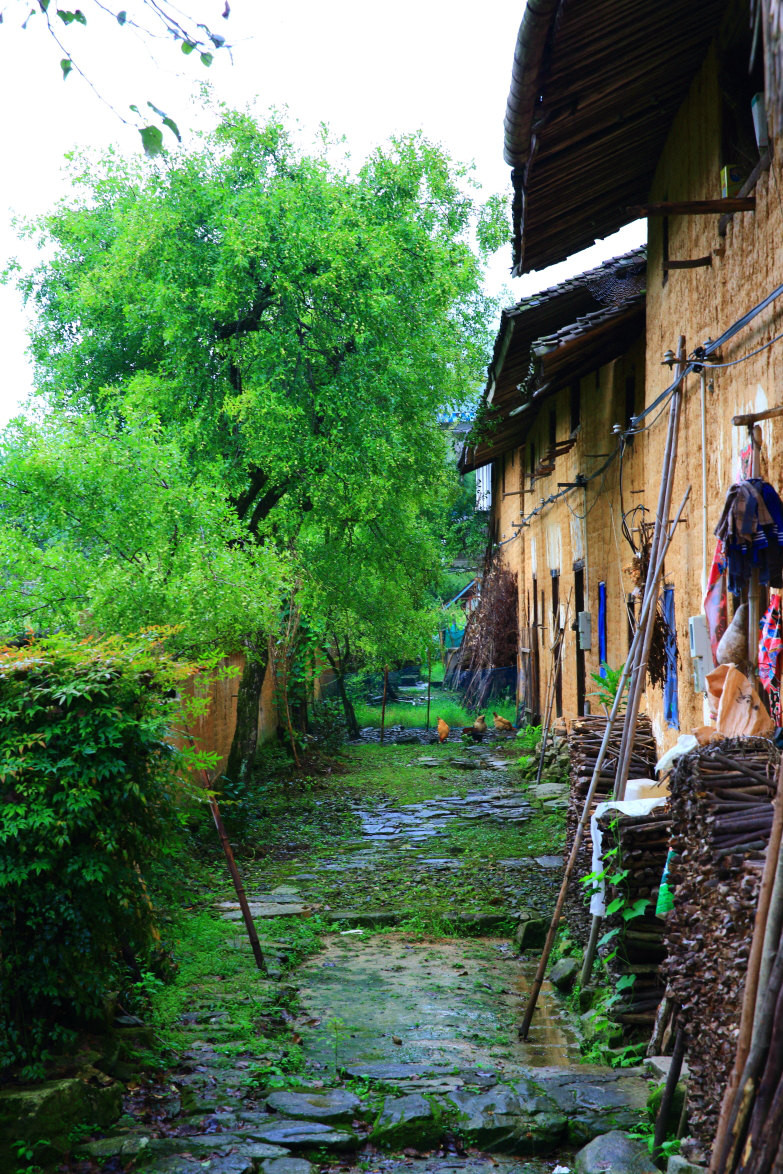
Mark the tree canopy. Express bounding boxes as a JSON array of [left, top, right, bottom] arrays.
[[3, 108, 501, 772]]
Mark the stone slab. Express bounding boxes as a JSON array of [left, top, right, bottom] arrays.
[[265, 1088, 362, 1123]]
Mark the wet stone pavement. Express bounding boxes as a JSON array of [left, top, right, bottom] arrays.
[[74, 739, 649, 1174]]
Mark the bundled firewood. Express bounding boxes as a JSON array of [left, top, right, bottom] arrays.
[[565, 714, 657, 942], [598, 804, 671, 1030], [662, 738, 778, 1152]]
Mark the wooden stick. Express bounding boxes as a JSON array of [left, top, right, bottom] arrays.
[[654, 1023, 686, 1160], [711, 756, 783, 1171], [380, 665, 389, 743], [187, 732, 267, 975], [731, 406, 783, 427], [615, 336, 686, 802], [628, 198, 756, 216], [518, 488, 690, 1039], [425, 647, 432, 732]]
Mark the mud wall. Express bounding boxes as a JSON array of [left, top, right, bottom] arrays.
[[643, 47, 783, 745], [495, 338, 646, 723]]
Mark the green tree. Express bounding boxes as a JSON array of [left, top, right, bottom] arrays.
[[8, 108, 500, 787]]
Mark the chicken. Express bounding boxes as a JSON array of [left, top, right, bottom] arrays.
[[493, 711, 514, 732], [461, 726, 484, 742], [437, 716, 450, 743], [473, 714, 488, 734]]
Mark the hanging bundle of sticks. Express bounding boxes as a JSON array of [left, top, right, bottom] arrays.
[[598, 804, 671, 1030], [661, 739, 779, 1154], [457, 556, 518, 710], [564, 714, 657, 942]]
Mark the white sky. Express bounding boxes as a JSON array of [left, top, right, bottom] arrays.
[[0, 1, 645, 426]]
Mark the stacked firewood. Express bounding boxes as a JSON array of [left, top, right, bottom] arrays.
[[565, 714, 657, 942], [662, 739, 778, 1152], [597, 803, 671, 1029]]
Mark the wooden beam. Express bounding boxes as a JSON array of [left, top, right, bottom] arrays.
[[732, 406, 783, 427], [628, 198, 756, 216], [663, 255, 713, 271]]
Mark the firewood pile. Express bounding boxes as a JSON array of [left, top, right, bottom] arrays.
[[597, 803, 671, 1030], [565, 714, 657, 942], [662, 738, 778, 1153]]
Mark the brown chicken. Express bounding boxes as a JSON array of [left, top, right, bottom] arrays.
[[493, 711, 514, 732], [473, 714, 487, 734], [437, 716, 450, 743]]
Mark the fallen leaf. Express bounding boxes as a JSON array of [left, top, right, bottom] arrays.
[[392, 1035, 402, 1045]]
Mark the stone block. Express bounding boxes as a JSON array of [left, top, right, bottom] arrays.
[[371, 1092, 442, 1149], [574, 1129, 657, 1173]]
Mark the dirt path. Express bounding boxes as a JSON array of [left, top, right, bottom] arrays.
[[71, 737, 650, 1174]]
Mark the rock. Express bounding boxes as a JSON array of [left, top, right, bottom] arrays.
[[0, 1068, 122, 1164], [646, 1055, 690, 1081], [535, 855, 564, 869], [443, 1085, 566, 1153], [371, 1092, 442, 1148], [146, 1156, 254, 1174], [530, 783, 569, 800], [534, 1070, 650, 1145], [449, 758, 481, 770], [223, 904, 307, 919], [262, 1160, 314, 1174], [666, 1158, 707, 1174], [265, 1088, 362, 1124], [514, 915, 547, 950], [549, 957, 579, 992], [574, 1130, 657, 1173], [251, 1121, 357, 1149]]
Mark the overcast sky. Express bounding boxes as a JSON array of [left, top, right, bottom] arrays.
[[0, 0, 645, 426]]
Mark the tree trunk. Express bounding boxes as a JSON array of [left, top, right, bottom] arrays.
[[224, 636, 268, 800], [325, 644, 359, 739]]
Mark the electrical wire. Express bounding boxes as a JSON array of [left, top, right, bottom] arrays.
[[696, 329, 783, 369]]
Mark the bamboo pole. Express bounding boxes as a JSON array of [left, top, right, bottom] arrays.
[[187, 733, 267, 975], [748, 424, 762, 683], [380, 665, 389, 743], [615, 336, 686, 802], [518, 487, 691, 1039], [426, 647, 432, 732]]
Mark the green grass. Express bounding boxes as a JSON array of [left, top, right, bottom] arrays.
[[353, 692, 517, 730]]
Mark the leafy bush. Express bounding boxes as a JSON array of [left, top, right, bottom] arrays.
[[0, 631, 204, 1074], [515, 723, 542, 751], [310, 700, 348, 753]]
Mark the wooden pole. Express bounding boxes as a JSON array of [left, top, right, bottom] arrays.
[[654, 1023, 686, 1160], [426, 647, 432, 732], [535, 589, 572, 787], [380, 665, 389, 743], [748, 424, 762, 682], [614, 336, 686, 802], [187, 733, 267, 975], [518, 488, 690, 1039]]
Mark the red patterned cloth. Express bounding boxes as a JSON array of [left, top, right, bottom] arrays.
[[703, 540, 728, 660], [759, 592, 783, 725]]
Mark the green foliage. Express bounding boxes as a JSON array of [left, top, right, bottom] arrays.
[[5, 107, 499, 689], [588, 662, 626, 710], [515, 723, 542, 751], [0, 630, 206, 1073], [310, 699, 348, 754]]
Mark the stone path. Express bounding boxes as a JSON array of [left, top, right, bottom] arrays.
[[70, 737, 649, 1174]]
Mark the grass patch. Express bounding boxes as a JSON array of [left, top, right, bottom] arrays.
[[149, 910, 326, 1053], [354, 689, 517, 730]]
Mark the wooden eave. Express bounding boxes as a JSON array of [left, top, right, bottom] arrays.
[[505, 0, 725, 275]]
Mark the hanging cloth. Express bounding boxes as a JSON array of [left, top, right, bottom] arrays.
[[759, 591, 783, 725], [703, 540, 728, 660], [598, 581, 607, 677], [663, 585, 679, 730], [714, 478, 783, 597]]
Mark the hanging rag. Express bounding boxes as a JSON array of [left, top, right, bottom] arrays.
[[598, 580, 607, 677], [759, 591, 783, 724], [714, 478, 783, 597], [703, 540, 728, 659], [662, 585, 679, 729]]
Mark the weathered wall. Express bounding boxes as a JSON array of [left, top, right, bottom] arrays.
[[493, 337, 646, 723], [180, 649, 279, 782], [643, 46, 783, 746]]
